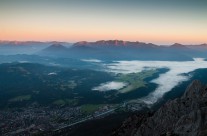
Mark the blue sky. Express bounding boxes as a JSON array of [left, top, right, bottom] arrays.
[[0, 0, 206, 44]]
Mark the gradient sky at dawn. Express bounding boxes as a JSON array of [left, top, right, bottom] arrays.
[[0, 0, 207, 44]]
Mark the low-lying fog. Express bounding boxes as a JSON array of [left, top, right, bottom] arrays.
[[92, 81, 127, 92], [94, 58, 207, 106]]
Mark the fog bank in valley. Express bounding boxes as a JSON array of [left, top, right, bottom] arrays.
[[104, 58, 207, 105]]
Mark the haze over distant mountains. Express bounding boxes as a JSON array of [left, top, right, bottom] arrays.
[[40, 40, 207, 61], [0, 40, 207, 61], [0, 41, 72, 55]]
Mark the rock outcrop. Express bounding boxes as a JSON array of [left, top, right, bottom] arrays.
[[113, 80, 207, 136]]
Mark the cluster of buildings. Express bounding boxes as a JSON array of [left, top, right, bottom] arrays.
[[0, 106, 83, 135], [0, 104, 124, 135]]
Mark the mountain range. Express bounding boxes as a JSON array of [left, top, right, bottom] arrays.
[[39, 40, 207, 61], [0, 41, 72, 55], [0, 40, 207, 61]]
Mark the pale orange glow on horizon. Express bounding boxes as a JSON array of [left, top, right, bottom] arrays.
[[0, 0, 207, 45], [1, 26, 206, 45]]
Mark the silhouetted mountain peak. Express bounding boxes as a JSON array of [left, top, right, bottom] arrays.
[[43, 44, 67, 51], [170, 43, 187, 48]]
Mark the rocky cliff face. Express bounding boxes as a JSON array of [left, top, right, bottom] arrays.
[[112, 80, 207, 136]]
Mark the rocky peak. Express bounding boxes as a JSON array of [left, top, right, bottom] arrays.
[[113, 80, 207, 136], [182, 80, 203, 99], [43, 44, 67, 52]]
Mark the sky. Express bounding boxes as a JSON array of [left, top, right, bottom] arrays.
[[0, 0, 207, 44]]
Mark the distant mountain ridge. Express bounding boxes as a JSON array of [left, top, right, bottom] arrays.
[[38, 40, 207, 61], [73, 40, 206, 48], [1, 40, 207, 61], [74, 40, 158, 48], [0, 41, 72, 55], [0, 41, 71, 46], [0, 40, 206, 47]]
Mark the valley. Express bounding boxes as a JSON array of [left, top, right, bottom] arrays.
[[1, 0, 207, 135], [0, 41, 207, 135], [0, 58, 207, 135]]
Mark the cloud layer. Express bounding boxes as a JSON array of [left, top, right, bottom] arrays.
[[92, 81, 127, 92], [81, 59, 102, 63], [105, 58, 207, 105]]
